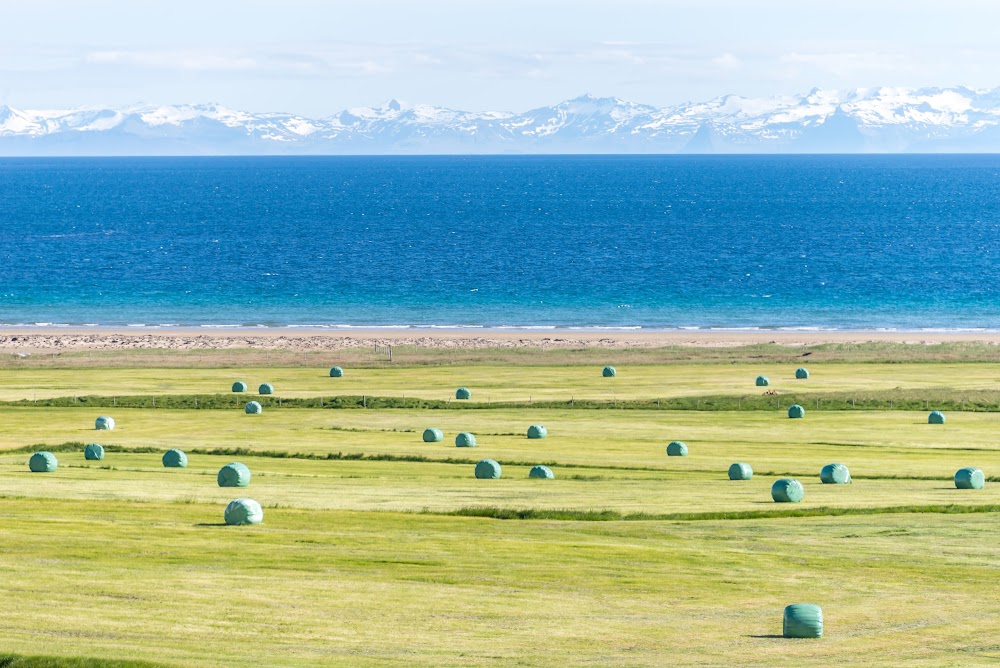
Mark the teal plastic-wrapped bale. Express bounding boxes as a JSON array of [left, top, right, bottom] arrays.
[[527, 424, 548, 439], [788, 404, 806, 419], [529, 465, 554, 479], [475, 459, 502, 479], [783, 604, 823, 639], [29, 451, 58, 473], [422, 428, 444, 443], [928, 410, 946, 424], [245, 401, 263, 415], [820, 463, 851, 484], [602, 365, 616, 377], [162, 449, 188, 468], [728, 462, 753, 480], [455, 432, 477, 448], [666, 441, 688, 457], [218, 462, 251, 488], [84, 443, 105, 461], [95, 415, 115, 430], [771, 478, 804, 503], [455, 387, 471, 400], [329, 366, 344, 378], [755, 375, 770, 387], [224, 498, 264, 526], [232, 381, 248, 393], [795, 367, 810, 379], [258, 382, 274, 395], [955, 467, 985, 490]]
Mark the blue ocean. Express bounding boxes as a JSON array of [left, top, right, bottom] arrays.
[[2, 155, 999, 330]]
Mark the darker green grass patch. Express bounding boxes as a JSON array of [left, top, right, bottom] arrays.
[[0, 654, 168, 668], [438, 503, 1000, 522]]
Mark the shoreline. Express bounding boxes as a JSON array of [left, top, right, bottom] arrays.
[[3, 326, 1000, 352]]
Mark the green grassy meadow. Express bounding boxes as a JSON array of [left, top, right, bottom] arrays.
[[2, 351, 1000, 666]]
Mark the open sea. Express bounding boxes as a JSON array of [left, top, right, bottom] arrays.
[[2, 154, 999, 331]]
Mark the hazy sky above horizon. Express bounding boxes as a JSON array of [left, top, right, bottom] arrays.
[[2, 0, 1000, 114]]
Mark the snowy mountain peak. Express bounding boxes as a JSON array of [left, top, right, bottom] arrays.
[[3, 86, 1000, 154]]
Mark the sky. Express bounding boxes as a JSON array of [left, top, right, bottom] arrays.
[[2, 0, 1000, 114]]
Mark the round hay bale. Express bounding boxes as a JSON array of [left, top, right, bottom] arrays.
[[529, 465, 554, 479], [955, 467, 985, 490], [666, 441, 688, 457], [245, 401, 263, 415], [258, 382, 274, 395], [928, 410, 946, 424], [29, 451, 57, 473], [95, 415, 115, 431], [755, 375, 770, 387], [820, 463, 851, 484], [84, 443, 105, 461], [232, 381, 248, 393], [783, 604, 823, 638], [788, 404, 806, 419], [455, 387, 471, 400], [728, 462, 753, 480], [771, 478, 804, 503], [602, 366, 617, 377], [422, 428, 444, 443], [224, 498, 263, 526], [527, 424, 548, 439], [475, 459, 501, 479], [329, 366, 344, 378], [455, 432, 477, 448], [795, 367, 810, 379], [162, 449, 188, 468], [218, 462, 251, 488]]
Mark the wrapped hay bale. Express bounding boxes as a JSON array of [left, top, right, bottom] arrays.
[[95, 415, 115, 431], [728, 462, 753, 480], [329, 366, 344, 378], [771, 478, 804, 503], [232, 381, 248, 393], [783, 604, 823, 638], [225, 498, 264, 526], [527, 425, 548, 439], [666, 441, 688, 457], [29, 451, 58, 473], [84, 443, 105, 461], [475, 459, 502, 479], [602, 366, 617, 377], [788, 404, 806, 419], [756, 375, 770, 387], [162, 449, 188, 468], [455, 387, 471, 400], [820, 463, 851, 484], [795, 367, 810, 379], [422, 428, 444, 443], [455, 432, 477, 448], [529, 465, 554, 479], [218, 462, 251, 488], [955, 467, 985, 490], [258, 382, 274, 395], [245, 401, 263, 415], [928, 410, 946, 424]]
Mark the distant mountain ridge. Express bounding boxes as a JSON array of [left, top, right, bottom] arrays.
[[3, 87, 1000, 154]]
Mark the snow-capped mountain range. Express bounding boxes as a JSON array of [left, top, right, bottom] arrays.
[[3, 87, 1000, 155]]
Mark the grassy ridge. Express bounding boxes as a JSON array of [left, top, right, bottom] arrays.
[[0, 656, 167, 668], [441, 503, 1000, 522], [8, 387, 1000, 411]]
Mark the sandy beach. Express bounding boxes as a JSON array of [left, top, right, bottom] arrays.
[[1, 327, 999, 352]]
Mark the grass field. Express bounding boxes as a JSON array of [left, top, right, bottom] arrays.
[[2, 350, 1000, 666]]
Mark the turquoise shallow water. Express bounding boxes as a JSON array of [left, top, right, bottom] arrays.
[[1, 155, 999, 329]]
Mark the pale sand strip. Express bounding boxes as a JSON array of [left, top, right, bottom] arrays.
[[1, 328, 1000, 352]]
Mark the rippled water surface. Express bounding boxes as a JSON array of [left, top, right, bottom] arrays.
[[1, 155, 999, 329]]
